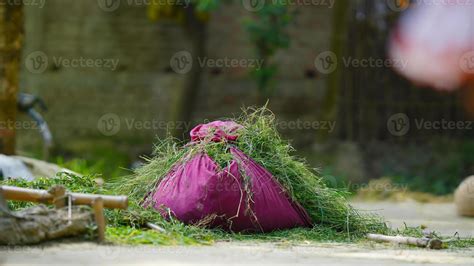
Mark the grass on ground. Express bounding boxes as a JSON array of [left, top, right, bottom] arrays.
[[2, 107, 473, 249], [1, 171, 472, 249]]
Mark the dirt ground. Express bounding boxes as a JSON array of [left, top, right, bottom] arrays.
[[1, 201, 473, 266]]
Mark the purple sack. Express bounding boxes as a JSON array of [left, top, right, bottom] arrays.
[[147, 121, 312, 232]]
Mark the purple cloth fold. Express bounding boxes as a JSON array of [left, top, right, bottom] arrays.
[[148, 143, 312, 232], [190, 121, 242, 142]]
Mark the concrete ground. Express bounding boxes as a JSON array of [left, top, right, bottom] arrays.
[[1, 201, 473, 266], [352, 201, 474, 238]]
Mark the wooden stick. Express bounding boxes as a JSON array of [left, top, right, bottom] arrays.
[[0, 185, 128, 209], [367, 234, 443, 249], [92, 197, 106, 243], [146, 222, 166, 233], [49, 185, 66, 208]]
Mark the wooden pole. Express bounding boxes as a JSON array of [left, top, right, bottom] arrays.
[[50, 185, 67, 208], [0, 185, 128, 209], [0, 2, 23, 155], [92, 197, 106, 243], [1, 185, 129, 244]]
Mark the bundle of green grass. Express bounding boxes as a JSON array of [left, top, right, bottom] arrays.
[[118, 107, 385, 235]]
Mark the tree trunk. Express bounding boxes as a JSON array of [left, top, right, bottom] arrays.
[[170, 6, 206, 140], [317, 0, 348, 141], [0, 2, 23, 155]]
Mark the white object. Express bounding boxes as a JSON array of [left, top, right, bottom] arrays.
[[389, 3, 474, 90], [454, 175, 474, 217], [0, 154, 35, 181]]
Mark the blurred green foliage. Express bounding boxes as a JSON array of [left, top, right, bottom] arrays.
[[388, 139, 474, 195], [147, 0, 292, 97], [244, 3, 291, 97]]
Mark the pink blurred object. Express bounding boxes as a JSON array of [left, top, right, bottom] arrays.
[[389, 3, 474, 90], [190, 120, 243, 142]]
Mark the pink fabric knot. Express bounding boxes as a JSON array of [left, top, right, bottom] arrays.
[[190, 121, 243, 142]]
